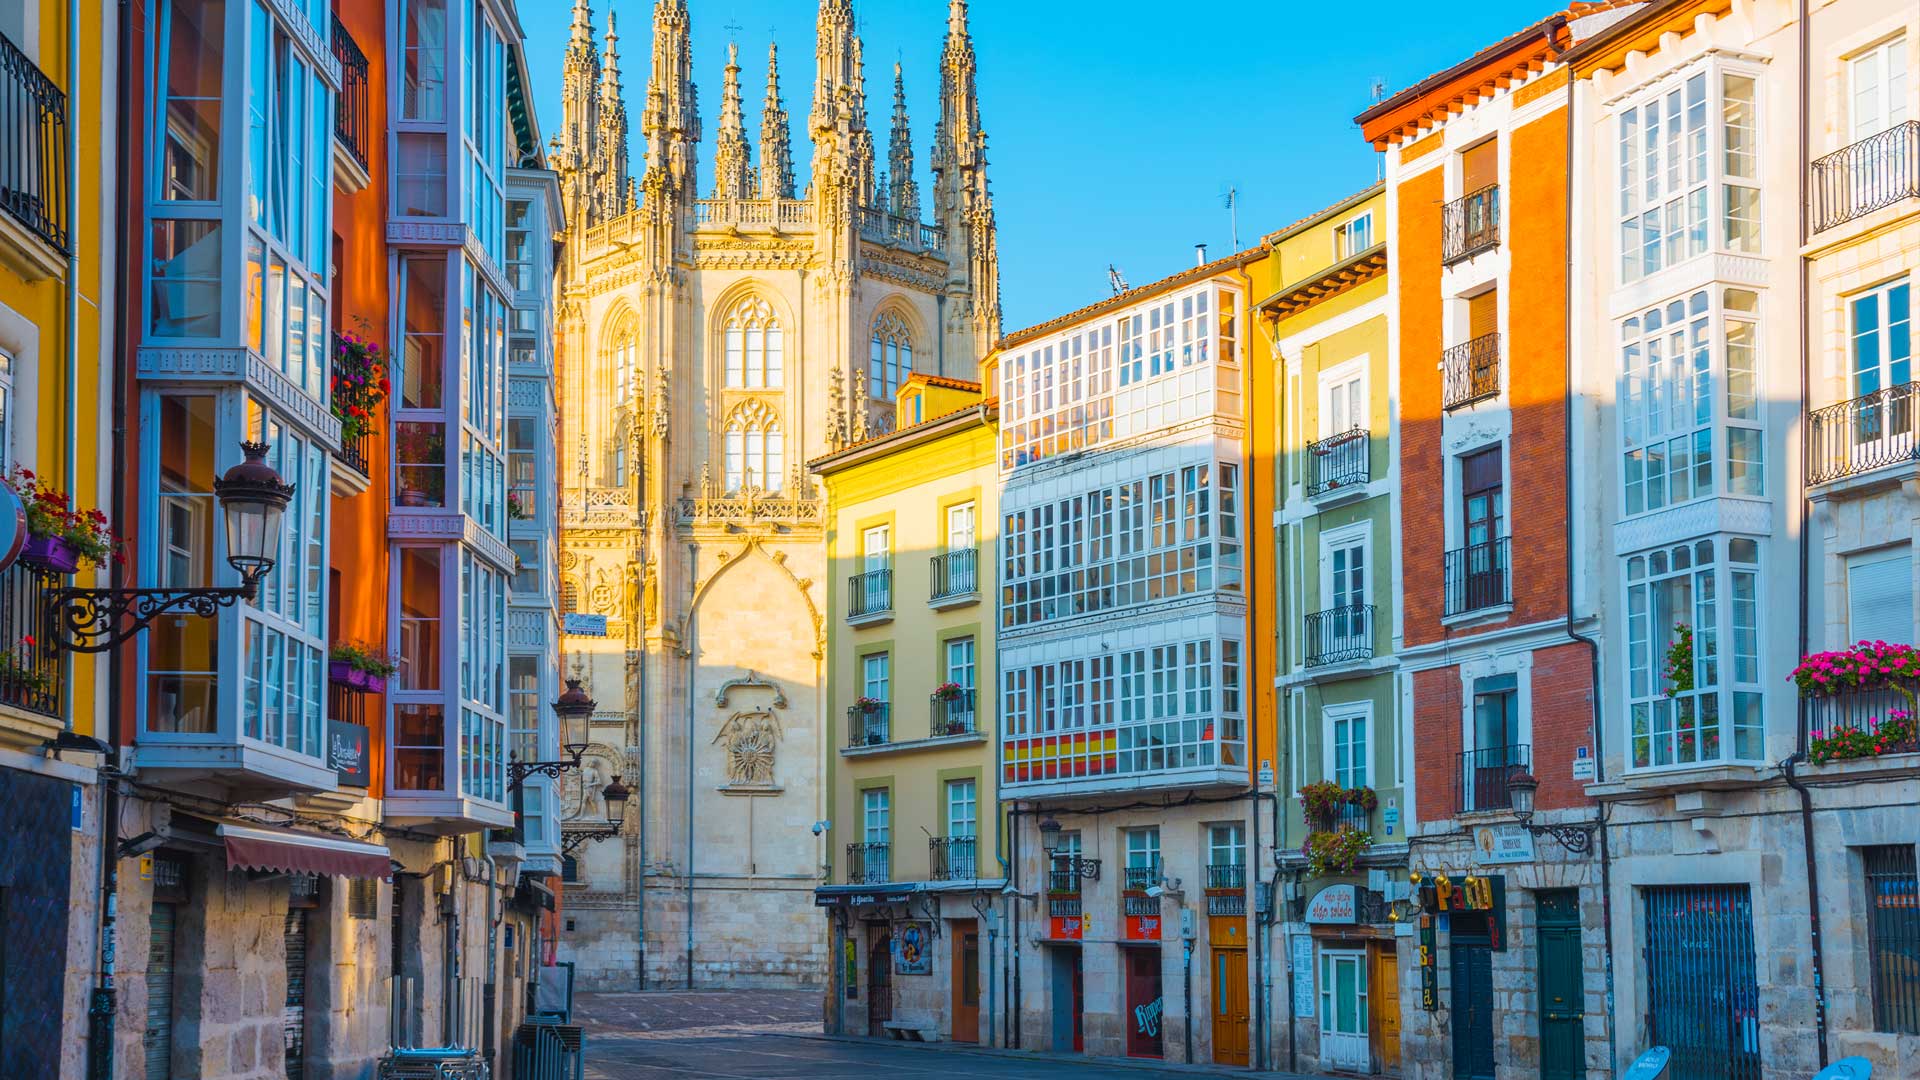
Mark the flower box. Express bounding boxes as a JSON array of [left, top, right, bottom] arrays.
[[21, 535, 79, 574], [328, 661, 386, 694]]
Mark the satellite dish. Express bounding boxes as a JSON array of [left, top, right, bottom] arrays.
[[0, 484, 25, 573]]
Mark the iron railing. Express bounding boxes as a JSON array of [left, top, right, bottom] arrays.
[[510, 1020, 585, 1080], [1307, 427, 1369, 496], [1811, 121, 1919, 234], [847, 704, 890, 748], [1442, 183, 1499, 264], [1444, 537, 1510, 616], [1442, 332, 1501, 409], [1048, 894, 1082, 918], [929, 836, 977, 881], [1456, 744, 1530, 813], [1122, 863, 1160, 892], [332, 333, 374, 476], [0, 28, 69, 254], [1123, 893, 1159, 916], [930, 689, 977, 737], [1805, 381, 1919, 486], [1309, 801, 1372, 835], [1304, 604, 1374, 667], [1205, 866, 1247, 916], [1205, 864, 1246, 891], [846, 842, 890, 885], [0, 559, 62, 718], [1049, 854, 1100, 889], [848, 569, 892, 619], [1799, 681, 1920, 756], [330, 18, 371, 171], [929, 548, 978, 600], [1865, 844, 1920, 1036]]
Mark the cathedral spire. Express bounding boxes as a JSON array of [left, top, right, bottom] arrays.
[[759, 42, 795, 200], [848, 34, 875, 206], [559, 0, 602, 175], [886, 62, 918, 222], [641, 0, 700, 193], [808, 0, 856, 140], [932, 0, 1000, 345], [593, 9, 631, 216], [712, 42, 754, 200]]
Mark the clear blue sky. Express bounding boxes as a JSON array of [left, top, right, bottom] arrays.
[[520, 1, 1554, 332]]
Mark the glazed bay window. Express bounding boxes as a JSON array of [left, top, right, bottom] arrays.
[[459, 552, 508, 803], [1617, 65, 1761, 284], [1620, 287, 1765, 515], [461, 262, 509, 533], [394, 0, 449, 217], [387, 543, 510, 809], [463, 6, 507, 265], [1626, 537, 1764, 770]]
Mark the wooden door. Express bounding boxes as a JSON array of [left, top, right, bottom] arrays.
[[867, 929, 893, 1036], [1123, 947, 1164, 1059], [1537, 891, 1584, 1080], [1370, 943, 1402, 1072], [951, 921, 979, 1042], [1450, 931, 1495, 1080], [1319, 948, 1370, 1071], [1211, 947, 1249, 1065]]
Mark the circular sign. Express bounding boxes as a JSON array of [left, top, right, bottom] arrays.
[[0, 483, 25, 573]]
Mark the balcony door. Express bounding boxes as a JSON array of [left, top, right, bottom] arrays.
[[1849, 279, 1914, 466], [946, 502, 976, 592], [1460, 446, 1505, 608], [1468, 674, 1520, 812], [1318, 948, 1370, 1072], [1323, 532, 1367, 654], [863, 525, 890, 610], [1850, 37, 1909, 143]]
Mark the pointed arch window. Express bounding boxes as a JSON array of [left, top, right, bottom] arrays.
[[723, 401, 785, 493], [870, 311, 914, 400], [724, 298, 784, 389], [607, 324, 638, 406]]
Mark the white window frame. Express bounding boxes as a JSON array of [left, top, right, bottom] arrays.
[[1847, 35, 1910, 143], [1322, 701, 1372, 791], [1334, 212, 1374, 260], [1623, 536, 1766, 772], [946, 637, 976, 690], [862, 788, 890, 845], [946, 502, 976, 552], [1207, 823, 1245, 868], [1849, 276, 1913, 401], [1320, 521, 1371, 615], [1318, 355, 1368, 440], [945, 779, 977, 839], [862, 652, 890, 703]]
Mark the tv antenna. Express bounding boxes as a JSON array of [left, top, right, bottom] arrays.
[[1221, 184, 1240, 253], [1107, 265, 1130, 295]]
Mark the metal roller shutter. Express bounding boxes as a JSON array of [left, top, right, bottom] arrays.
[[145, 904, 176, 1080]]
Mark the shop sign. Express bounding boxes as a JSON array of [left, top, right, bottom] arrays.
[[1473, 823, 1535, 865], [1050, 915, 1084, 940], [814, 888, 916, 907], [328, 721, 371, 786], [1124, 914, 1162, 940], [1418, 916, 1438, 1011], [1290, 934, 1315, 1017], [1306, 884, 1358, 924], [563, 613, 609, 637], [894, 921, 932, 975]]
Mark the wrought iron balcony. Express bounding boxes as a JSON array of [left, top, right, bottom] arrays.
[[1806, 381, 1919, 487], [1811, 121, 1918, 233], [847, 569, 892, 621], [929, 836, 977, 881], [0, 28, 69, 255], [330, 17, 371, 171], [1456, 744, 1530, 813], [1205, 863, 1246, 891], [1307, 427, 1369, 497], [1442, 183, 1499, 264], [1442, 332, 1500, 410], [1123, 893, 1159, 916], [847, 704, 890, 748], [1800, 681, 1920, 757], [929, 548, 978, 602], [846, 842, 890, 885], [1309, 800, 1372, 835], [1122, 862, 1160, 893], [1048, 894, 1082, 918], [1049, 854, 1100, 892], [1304, 604, 1374, 668], [930, 689, 977, 738], [0, 559, 63, 719], [1444, 537, 1510, 617]]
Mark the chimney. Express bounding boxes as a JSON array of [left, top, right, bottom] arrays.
[[1195, 243, 1208, 266]]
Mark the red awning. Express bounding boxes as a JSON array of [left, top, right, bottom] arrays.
[[218, 823, 391, 879]]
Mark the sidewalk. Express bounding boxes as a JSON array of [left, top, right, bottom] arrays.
[[785, 1030, 1350, 1079]]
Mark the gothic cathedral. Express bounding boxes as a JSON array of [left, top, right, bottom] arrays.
[[550, 0, 1000, 988]]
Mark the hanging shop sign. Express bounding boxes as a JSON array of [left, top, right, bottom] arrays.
[[1124, 913, 1163, 941], [328, 720, 371, 787], [1305, 884, 1358, 924], [1050, 914, 1085, 940], [563, 613, 609, 637], [1418, 916, 1438, 1011]]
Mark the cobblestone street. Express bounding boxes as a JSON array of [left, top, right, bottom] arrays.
[[574, 991, 1335, 1079]]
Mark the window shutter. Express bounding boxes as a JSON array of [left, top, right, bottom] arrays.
[[1462, 140, 1498, 192], [1468, 290, 1499, 340], [1848, 550, 1914, 645]]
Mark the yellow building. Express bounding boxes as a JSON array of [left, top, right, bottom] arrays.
[[0, 0, 117, 1072], [811, 372, 1000, 1044]]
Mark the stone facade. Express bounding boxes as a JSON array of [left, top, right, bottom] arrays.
[[551, 0, 999, 990]]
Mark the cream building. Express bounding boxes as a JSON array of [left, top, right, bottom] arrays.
[[550, 0, 1001, 989]]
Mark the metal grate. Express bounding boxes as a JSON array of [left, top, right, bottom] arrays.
[[929, 836, 977, 881], [846, 842, 889, 885], [1865, 844, 1920, 1035], [1442, 332, 1501, 410], [1456, 744, 1529, 813], [848, 569, 892, 619], [330, 18, 372, 170], [1442, 184, 1500, 264], [1444, 537, 1511, 616], [1804, 380, 1920, 486], [847, 704, 890, 748], [1304, 604, 1374, 667], [1644, 885, 1761, 1080], [1307, 427, 1370, 496], [0, 558, 62, 718], [930, 690, 976, 738], [929, 549, 978, 600]]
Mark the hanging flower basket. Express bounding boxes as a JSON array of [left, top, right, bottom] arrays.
[[329, 640, 398, 693], [4, 466, 118, 571], [21, 535, 80, 574], [1302, 827, 1373, 877]]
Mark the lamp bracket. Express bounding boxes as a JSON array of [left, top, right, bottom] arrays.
[[49, 585, 255, 655], [507, 756, 582, 792], [561, 826, 622, 855], [1525, 820, 1597, 855]]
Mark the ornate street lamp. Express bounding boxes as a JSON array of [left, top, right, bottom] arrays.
[[507, 679, 597, 791], [1036, 814, 1100, 882], [1504, 768, 1596, 854], [50, 442, 294, 653], [1038, 816, 1063, 852], [562, 774, 632, 854]]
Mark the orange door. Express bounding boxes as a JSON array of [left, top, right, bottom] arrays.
[[951, 920, 980, 1042], [1371, 943, 1403, 1071], [1211, 947, 1250, 1065]]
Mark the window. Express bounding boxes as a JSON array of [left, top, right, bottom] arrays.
[[400, 0, 447, 122], [1619, 287, 1764, 513], [508, 416, 537, 516], [505, 200, 534, 293], [347, 878, 379, 919], [869, 311, 913, 399], [946, 637, 975, 691], [1321, 361, 1365, 438], [1461, 447, 1504, 549], [396, 546, 442, 690], [393, 703, 446, 790], [1125, 828, 1161, 873], [863, 788, 890, 845], [1626, 538, 1764, 769], [1849, 37, 1910, 143], [1847, 547, 1913, 646], [946, 780, 976, 838], [241, 405, 328, 757], [723, 297, 784, 388], [146, 395, 220, 734], [560, 855, 580, 884], [946, 502, 975, 552], [722, 402, 784, 492], [863, 526, 890, 575], [1208, 823, 1245, 868], [1326, 532, 1366, 612], [0, 349, 12, 467], [1334, 213, 1374, 260], [1864, 844, 1920, 1035], [1327, 704, 1369, 790], [1850, 278, 1913, 401], [862, 652, 890, 705], [508, 656, 539, 765], [510, 538, 539, 595], [1616, 65, 1763, 282]]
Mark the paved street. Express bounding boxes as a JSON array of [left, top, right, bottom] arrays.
[[575, 991, 1335, 1080]]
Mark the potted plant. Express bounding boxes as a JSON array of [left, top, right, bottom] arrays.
[[0, 634, 51, 700], [1302, 826, 1374, 877], [329, 640, 400, 694], [853, 695, 884, 714], [507, 492, 532, 520], [932, 682, 964, 702], [3, 466, 117, 572], [331, 323, 391, 444], [1662, 623, 1694, 697], [395, 425, 446, 507]]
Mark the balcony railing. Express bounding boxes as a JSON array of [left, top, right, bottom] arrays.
[[0, 28, 70, 255], [848, 569, 892, 620], [1442, 333, 1500, 410], [1304, 604, 1374, 668], [1806, 381, 1919, 486], [1310, 801, 1372, 834], [0, 559, 62, 719], [1122, 863, 1160, 893], [1442, 183, 1499, 264], [330, 17, 371, 170], [929, 836, 977, 881], [1457, 744, 1530, 813], [1811, 121, 1919, 234], [929, 549, 978, 601], [1307, 427, 1369, 497], [847, 704, 890, 748], [1444, 537, 1511, 616], [931, 689, 977, 738], [1050, 854, 1100, 890], [846, 842, 890, 885], [1206, 864, 1247, 916], [1205, 863, 1246, 891], [1800, 682, 1920, 757]]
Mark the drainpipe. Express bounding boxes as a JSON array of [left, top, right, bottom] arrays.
[[1182, 936, 1194, 1063], [684, 540, 698, 989], [1791, 0, 1830, 1067], [1548, 21, 1619, 1077], [64, 0, 80, 503]]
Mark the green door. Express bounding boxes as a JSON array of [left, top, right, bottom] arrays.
[[1537, 890, 1583, 1080]]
